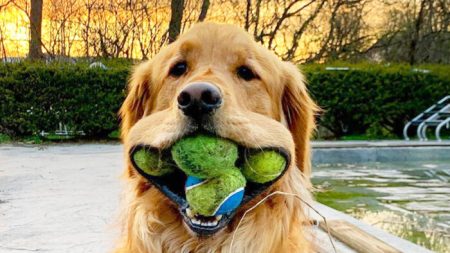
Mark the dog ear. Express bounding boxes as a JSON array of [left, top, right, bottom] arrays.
[[281, 62, 318, 178], [119, 61, 153, 140]]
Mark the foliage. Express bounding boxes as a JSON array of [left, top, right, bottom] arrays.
[[0, 60, 449, 139], [0, 60, 129, 137], [303, 63, 450, 138], [368, 0, 450, 65], [0, 133, 11, 143]]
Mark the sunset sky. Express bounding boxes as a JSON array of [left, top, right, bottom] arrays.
[[0, 0, 407, 59]]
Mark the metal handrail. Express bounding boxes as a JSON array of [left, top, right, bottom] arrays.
[[436, 118, 450, 142], [418, 104, 450, 140], [403, 96, 450, 141]]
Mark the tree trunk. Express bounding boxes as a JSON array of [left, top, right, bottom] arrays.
[[29, 0, 43, 59], [198, 0, 210, 22], [409, 0, 426, 65], [168, 0, 184, 43]]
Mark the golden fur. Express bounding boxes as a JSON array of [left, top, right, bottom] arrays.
[[116, 23, 318, 253]]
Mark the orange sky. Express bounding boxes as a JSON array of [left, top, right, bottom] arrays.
[[0, 0, 392, 59]]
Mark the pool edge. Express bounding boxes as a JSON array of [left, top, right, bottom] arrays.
[[311, 202, 434, 253]]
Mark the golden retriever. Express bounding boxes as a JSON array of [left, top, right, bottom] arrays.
[[116, 22, 318, 253]]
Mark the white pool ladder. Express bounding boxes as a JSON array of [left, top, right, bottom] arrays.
[[403, 96, 450, 141]]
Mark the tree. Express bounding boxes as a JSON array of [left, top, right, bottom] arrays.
[[198, 0, 210, 22], [409, 0, 426, 65], [282, 0, 326, 61], [168, 0, 184, 43], [304, 0, 372, 63], [198, 0, 209, 21], [79, 0, 96, 57], [367, 0, 449, 64], [241, 0, 326, 61], [130, 0, 170, 59], [0, 0, 13, 58], [89, 0, 138, 58], [46, 0, 81, 57], [29, 0, 43, 59]]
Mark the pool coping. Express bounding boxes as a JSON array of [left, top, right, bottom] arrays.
[[311, 202, 434, 253], [312, 140, 450, 149], [311, 141, 450, 164]]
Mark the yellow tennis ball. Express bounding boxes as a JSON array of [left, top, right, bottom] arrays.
[[242, 150, 286, 183], [171, 134, 238, 178], [132, 149, 174, 176]]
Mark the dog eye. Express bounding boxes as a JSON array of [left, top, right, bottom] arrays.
[[169, 61, 188, 77], [237, 66, 256, 81]]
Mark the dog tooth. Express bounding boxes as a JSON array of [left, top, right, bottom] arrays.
[[211, 220, 218, 226], [215, 215, 223, 221], [186, 208, 194, 218], [192, 219, 200, 225]]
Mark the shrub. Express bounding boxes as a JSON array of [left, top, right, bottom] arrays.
[[0, 61, 130, 137], [303, 63, 450, 138]]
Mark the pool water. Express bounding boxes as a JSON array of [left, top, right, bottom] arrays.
[[312, 160, 450, 253]]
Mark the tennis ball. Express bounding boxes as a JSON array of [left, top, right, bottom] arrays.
[[185, 169, 245, 216], [171, 134, 238, 178], [242, 150, 286, 184], [132, 149, 174, 176], [172, 134, 245, 216]]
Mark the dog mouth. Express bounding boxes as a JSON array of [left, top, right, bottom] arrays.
[[129, 138, 290, 237], [181, 207, 229, 236]]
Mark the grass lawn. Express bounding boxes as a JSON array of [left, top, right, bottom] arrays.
[[339, 134, 399, 141], [0, 131, 121, 144]]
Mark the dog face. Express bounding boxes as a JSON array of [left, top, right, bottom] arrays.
[[120, 23, 316, 239]]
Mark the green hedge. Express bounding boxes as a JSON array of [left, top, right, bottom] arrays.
[[303, 64, 450, 138], [0, 61, 449, 139], [0, 61, 130, 137]]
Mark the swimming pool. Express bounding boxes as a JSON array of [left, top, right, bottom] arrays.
[[312, 160, 450, 252]]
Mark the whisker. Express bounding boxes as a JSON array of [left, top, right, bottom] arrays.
[[229, 191, 337, 253]]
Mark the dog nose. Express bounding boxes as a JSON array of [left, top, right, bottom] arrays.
[[177, 83, 222, 118]]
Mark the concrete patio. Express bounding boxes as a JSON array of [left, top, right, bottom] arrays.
[[0, 144, 123, 253]]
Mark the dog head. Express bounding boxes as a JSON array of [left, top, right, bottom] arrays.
[[120, 23, 317, 238]]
